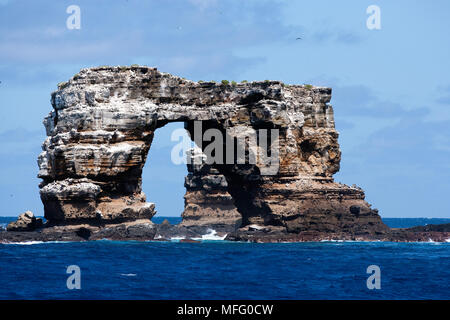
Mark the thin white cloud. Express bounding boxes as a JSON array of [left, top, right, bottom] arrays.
[[0, 26, 67, 41], [0, 41, 117, 62], [0, 0, 13, 6], [188, 0, 218, 10]]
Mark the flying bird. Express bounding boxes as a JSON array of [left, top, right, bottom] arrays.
[[296, 37, 302, 40]]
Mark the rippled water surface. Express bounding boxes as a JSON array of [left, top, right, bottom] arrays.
[[0, 217, 449, 299]]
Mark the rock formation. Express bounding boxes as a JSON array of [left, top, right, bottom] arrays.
[[36, 65, 389, 238], [7, 211, 43, 231], [181, 148, 241, 228]]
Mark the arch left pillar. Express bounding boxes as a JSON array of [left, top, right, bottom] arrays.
[[38, 106, 157, 224]]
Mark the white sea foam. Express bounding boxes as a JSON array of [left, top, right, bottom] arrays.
[[9, 241, 45, 245], [1, 241, 71, 245], [170, 236, 186, 241], [120, 273, 137, 277], [248, 224, 264, 230], [192, 228, 227, 241], [151, 234, 186, 241]]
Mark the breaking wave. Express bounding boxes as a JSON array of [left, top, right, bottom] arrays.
[[1, 241, 71, 245], [192, 229, 227, 241]]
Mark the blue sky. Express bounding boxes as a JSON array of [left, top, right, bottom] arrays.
[[0, 0, 449, 217]]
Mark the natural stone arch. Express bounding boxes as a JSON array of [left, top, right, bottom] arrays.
[[38, 66, 388, 235]]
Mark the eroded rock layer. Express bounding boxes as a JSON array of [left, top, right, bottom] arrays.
[[38, 65, 388, 237], [181, 148, 241, 227]]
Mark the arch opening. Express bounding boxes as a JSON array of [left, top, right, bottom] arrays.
[[143, 120, 244, 229], [141, 122, 188, 224]]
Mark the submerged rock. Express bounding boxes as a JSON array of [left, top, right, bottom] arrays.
[[1, 219, 449, 243]]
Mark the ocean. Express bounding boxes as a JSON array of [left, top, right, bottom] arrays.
[[0, 217, 449, 300]]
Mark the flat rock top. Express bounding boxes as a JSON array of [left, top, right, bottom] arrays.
[[52, 65, 332, 109]]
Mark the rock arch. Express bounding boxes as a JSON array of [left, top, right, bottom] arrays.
[[38, 66, 388, 235]]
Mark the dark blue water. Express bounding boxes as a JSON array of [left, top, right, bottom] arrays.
[[0, 217, 449, 299]]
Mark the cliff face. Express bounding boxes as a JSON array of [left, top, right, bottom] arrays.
[[38, 66, 388, 236]]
